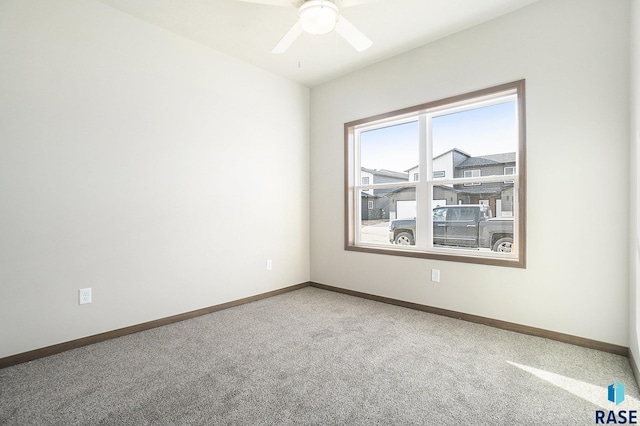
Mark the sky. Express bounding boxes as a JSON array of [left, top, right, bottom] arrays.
[[360, 100, 517, 172]]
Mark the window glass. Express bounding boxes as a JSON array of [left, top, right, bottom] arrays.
[[357, 120, 419, 246], [432, 101, 517, 181], [360, 121, 419, 175]]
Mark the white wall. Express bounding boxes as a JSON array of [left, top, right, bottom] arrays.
[[0, 0, 310, 358], [630, 0, 640, 370], [310, 0, 630, 345]]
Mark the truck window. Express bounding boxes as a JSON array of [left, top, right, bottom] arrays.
[[458, 208, 476, 221], [433, 208, 446, 221]]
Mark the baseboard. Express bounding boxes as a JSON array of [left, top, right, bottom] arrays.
[[0, 282, 310, 369], [310, 282, 629, 357], [2, 280, 631, 371], [630, 350, 640, 387]]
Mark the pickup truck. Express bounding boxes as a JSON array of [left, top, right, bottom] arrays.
[[388, 204, 514, 252]]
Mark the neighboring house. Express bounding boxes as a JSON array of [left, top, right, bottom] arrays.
[[360, 168, 408, 221], [452, 152, 516, 217], [363, 150, 516, 221]]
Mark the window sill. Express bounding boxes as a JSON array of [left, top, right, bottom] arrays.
[[345, 244, 525, 268]]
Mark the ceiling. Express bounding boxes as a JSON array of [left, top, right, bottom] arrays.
[[97, 0, 540, 87]]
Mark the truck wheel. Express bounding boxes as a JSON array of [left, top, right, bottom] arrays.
[[492, 237, 513, 253], [394, 232, 414, 245]]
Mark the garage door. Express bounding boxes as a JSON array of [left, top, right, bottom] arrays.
[[396, 201, 416, 219]]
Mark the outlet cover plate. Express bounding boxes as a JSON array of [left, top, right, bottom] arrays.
[[79, 288, 92, 304]]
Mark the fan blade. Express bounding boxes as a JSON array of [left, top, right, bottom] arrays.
[[335, 15, 372, 52], [272, 21, 303, 53], [235, 0, 298, 7]]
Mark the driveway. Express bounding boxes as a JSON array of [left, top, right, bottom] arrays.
[[360, 221, 392, 245]]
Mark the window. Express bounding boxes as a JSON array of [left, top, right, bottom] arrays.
[[362, 177, 370, 185], [368, 201, 374, 209], [345, 80, 526, 268], [504, 166, 515, 183], [463, 170, 481, 186]]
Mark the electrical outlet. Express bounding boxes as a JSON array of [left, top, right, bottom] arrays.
[[431, 269, 440, 283], [79, 288, 92, 304], [266, 259, 272, 271]]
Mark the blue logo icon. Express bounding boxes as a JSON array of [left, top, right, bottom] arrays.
[[608, 381, 625, 405]]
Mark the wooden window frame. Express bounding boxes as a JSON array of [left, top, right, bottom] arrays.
[[344, 80, 526, 268]]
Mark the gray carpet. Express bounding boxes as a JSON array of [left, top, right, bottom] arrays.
[[1, 287, 638, 425]]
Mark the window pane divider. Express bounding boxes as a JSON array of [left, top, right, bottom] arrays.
[[355, 182, 418, 191], [416, 114, 429, 250], [432, 175, 519, 186]]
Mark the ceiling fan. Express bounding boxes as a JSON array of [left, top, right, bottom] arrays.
[[235, 0, 375, 54]]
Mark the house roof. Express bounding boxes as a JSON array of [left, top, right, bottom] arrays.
[[402, 150, 514, 173], [405, 149, 470, 172], [433, 148, 472, 161], [361, 167, 409, 180], [456, 152, 516, 168]]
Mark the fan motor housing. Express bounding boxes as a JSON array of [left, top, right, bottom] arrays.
[[298, 1, 339, 35]]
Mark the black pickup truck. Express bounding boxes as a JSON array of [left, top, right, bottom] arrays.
[[388, 204, 514, 252]]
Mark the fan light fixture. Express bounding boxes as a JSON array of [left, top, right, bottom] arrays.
[[237, 0, 374, 54], [298, 1, 338, 35]]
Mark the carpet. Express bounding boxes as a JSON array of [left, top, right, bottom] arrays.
[[1, 287, 638, 425]]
